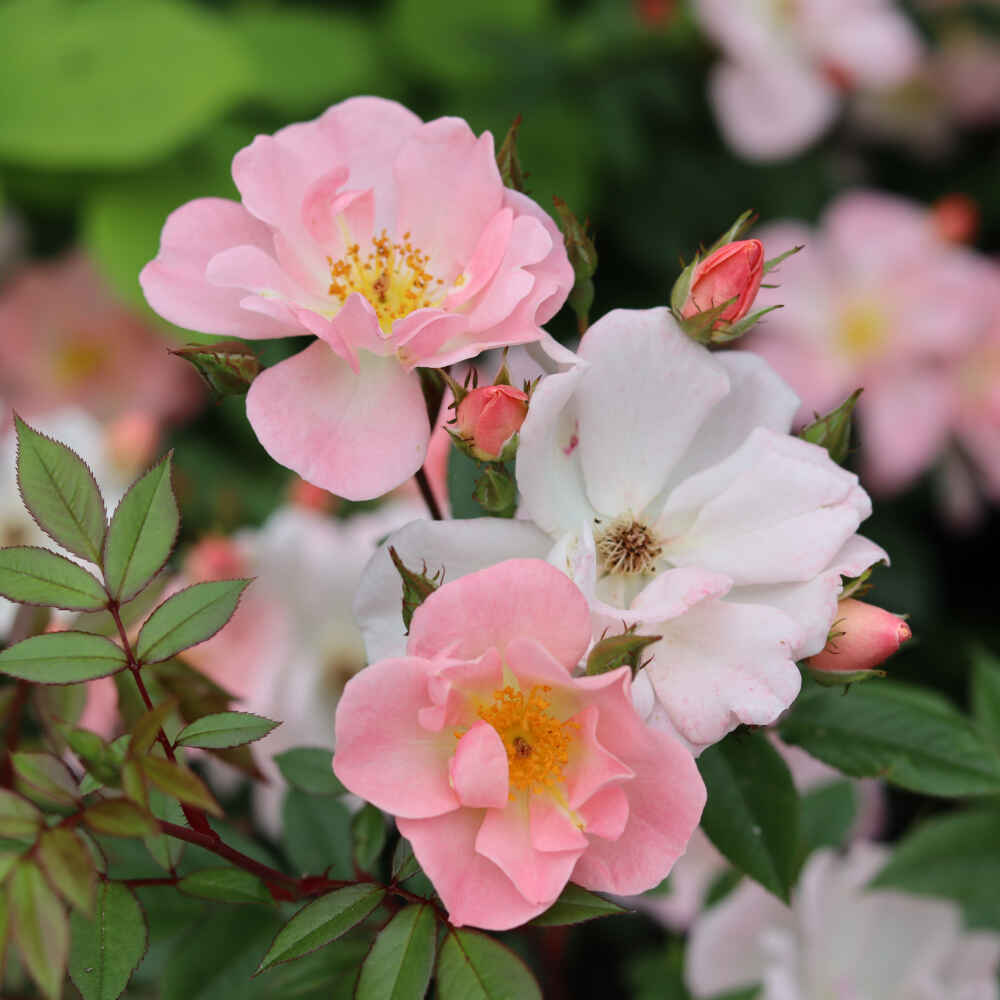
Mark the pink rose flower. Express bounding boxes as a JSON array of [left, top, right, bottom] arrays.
[[681, 239, 765, 326], [807, 597, 911, 675], [455, 384, 529, 460], [140, 97, 573, 501], [334, 559, 706, 930]]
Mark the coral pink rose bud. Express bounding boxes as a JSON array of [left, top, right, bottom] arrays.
[[184, 536, 248, 582], [932, 193, 980, 245], [288, 476, 336, 514], [807, 599, 911, 678], [681, 239, 765, 326], [455, 384, 529, 460], [106, 411, 159, 472]]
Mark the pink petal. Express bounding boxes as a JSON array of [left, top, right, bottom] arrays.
[[245, 341, 430, 502], [333, 656, 459, 819], [407, 559, 591, 668], [563, 702, 633, 810], [449, 721, 509, 809], [441, 207, 514, 310], [475, 796, 583, 905], [530, 796, 589, 852], [577, 784, 629, 841], [398, 809, 550, 930], [140, 198, 296, 338]]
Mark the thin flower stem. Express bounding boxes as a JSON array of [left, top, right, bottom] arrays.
[[415, 466, 443, 521]]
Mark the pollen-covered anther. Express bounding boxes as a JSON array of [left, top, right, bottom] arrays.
[[472, 685, 578, 795], [326, 229, 442, 332], [595, 516, 664, 576]]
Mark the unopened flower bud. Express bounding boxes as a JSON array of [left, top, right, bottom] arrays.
[[681, 239, 765, 327], [106, 411, 159, 471], [807, 599, 911, 682], [455, 385, 529, 461], [184, 536, 248, 582], [932, 193, 980, 245]]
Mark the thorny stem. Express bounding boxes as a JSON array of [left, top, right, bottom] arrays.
[[107, 599, 214, 836]]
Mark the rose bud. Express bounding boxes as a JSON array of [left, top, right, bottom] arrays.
[[807, 598, 911, 682], [681, 238, 765, 327], [455, 384, 529, 461], [106, 411, 159, 472], [932, 193, 980, 246], [184, 536, 248, 583]]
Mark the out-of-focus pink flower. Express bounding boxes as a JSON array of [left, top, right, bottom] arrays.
[[287, 476, 337, 514], [334, 559, 706, 930], [140, 97, 573, 502], [455, 384, 529, 460], [694, 0, 923, 160], [932, 193, 980, 245], [808, 598, 911, 675], [184, 536, 250, 585], [106, 411, 160, 473], [0, 253, 203, 427], [681, 239, 764, 326], [78, 677, 119, 741], [745, 190, 1000, 498]]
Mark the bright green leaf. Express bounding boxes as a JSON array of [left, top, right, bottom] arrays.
[[139, 757, 222, 817], [178, 868, 271, 905], [352, 803, 387, 874], [274, 747, 346, 797], [356, 903, 436, 1000], [104, 454, 178, 602], [15, 415, 106, 563], [37, 828, 96, 915], [69, 880, 147, 1000], [12, 751, 80, 807], [175, 711, 280, 750], [0, 546, 107, 610], [436, 927, 543, 1000], [256, 883, 386, 972], [780, 681, 1000, 797], [530, 884, 628, 926], [283, 789, 352, 878], [9, 859, 69, 1000], [0, 631, 127, 683], [697, 729, 799, 901], [135, 579, 250, 664], [0, 0, 250, 168], [83, 799, 159, 838]]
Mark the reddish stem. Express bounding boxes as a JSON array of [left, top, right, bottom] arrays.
[[415, 467, 443, 521]]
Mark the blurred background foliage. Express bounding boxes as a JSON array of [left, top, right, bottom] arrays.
[[1, 0, 999, 993]]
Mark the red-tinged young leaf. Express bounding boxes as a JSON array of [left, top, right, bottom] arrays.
[[139, 756, 222, 816], [69, 880, 148, 1000], [127, 698, 178, 758], [135, 579, 250, 664], [436, 927, 543, 1000], [0, 788, 43, 839], [120, 759, 148, 807], [0, 546, 107, 610], [14, 414, 107, 565], [356, 903, 436, 1000], [82, 799, 159, 837], [37, 828, 96, 915], [0, 631, 127, 684], [256, 883, 386, 972], [103, 453, 179, 602], [174, 711, 280, 750], [9, 859, 69, 1000], [12, 751, 80, 807]]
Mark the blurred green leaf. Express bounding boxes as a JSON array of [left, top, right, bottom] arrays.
[[697, 729, 799, 902], [283, 789, 353, 878], [178, 868, 272, 905], [83, 799, 159, 838], [436, 927, 543, 1000], [530, 884, 628, 926], [447, 446, 483, 520], [0, 631, 127, 683], [971, 647, 1000, 751], [69, 880, 148, 1000], [391, 838, 421, 884], [12, 751, 80, 807], [135, 579, 250, 665], [274, 747, 345, 797], [176, 711, 280, 750], [0, 546, 107, 610], [352, 804, 387, 874], [781, 681, 1000, 797], [798, 779, 857, 857], [356, 903, 436, 1000], [257, 883, 385, 972], [0, 789, 43, 840], [104, 453, 178, 603], [15, 415, 106, 564], [128, 699, 177, 759], [0, 0, 250, 168], [139, 757, 222, 817], [10, 860, 69, 999], [37, 827, 97, 915]]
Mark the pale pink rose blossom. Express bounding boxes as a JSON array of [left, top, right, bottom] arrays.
[[0, 253, 203, 427], [334, 559, 706, 931], [745, 190, 1000, 498], [358, 309, 885, 754], [140, 97, 573, 501], [686, 843, 1000, 999], [694, 0, 923, 160]]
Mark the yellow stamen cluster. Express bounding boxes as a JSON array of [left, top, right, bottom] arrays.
[[475, 685, 577, 794], [595, 516, 664, 576], [326, 229, 444, 332]]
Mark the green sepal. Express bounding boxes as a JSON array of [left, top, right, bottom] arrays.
[[496, 114, 525, 192], [799, 389, 862, 465], [170, 340, 261, 398], [473, 465, 517, 517], [553, 196, 597, 333], [388, 547, 442, 632], [585, 627, 661, 676]]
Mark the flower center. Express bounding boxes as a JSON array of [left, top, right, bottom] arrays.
[[594, 516, 663, 576], [476, 685, 577, 794], [326, 229, 445, 333], [837, 301, 889, 361]]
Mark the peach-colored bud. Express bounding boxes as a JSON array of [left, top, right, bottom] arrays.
[[681, 239, 765, 326], [288, 476, 336, 513], [184, 536, 248, 582], [932, 193, 980, 245], [808, 598, 911, 675], [455, 384, 529, 460], [107, 411, 159, 471]]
